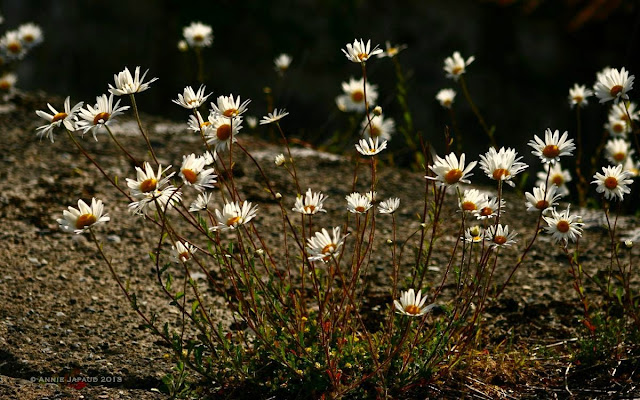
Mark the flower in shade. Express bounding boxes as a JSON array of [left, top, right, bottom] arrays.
[[341, 38, 382, 63], [126, 162, 174, 198], [76, 93, 130, 140], [205, 114, 241, 152], [210, 94, 250, 118], [378, 197, 400, 214], [537, 163, 572, 197], [212, 201, 258, 231], [274, 154, 286, 166], [486, 224, 517, 248], [172, 241, 197, 263], [543, 205, 583, 244], [592, 164, 633, 201], [365, 191, 377, 203], [479, 147, 528, 187], [528, 129, 575, 164], [593, 67, 634, 104], [610, 101, 640, 124], [604, 116, 631, 137], [58, 198, 110, 234], [524, 184, 561, 213], [17, 23, 43, 48], [376, 41, 408, 58], [274, 53, 292, 74], [458, 189, 488, 214], [1, 31, 26, 59], [293, 188, 328, 215], [0, 72, 17, 92], [427, 152, 477, 190], [605, 138, 634, 165], [35, 96, 84, 142], [475, 196, 505, 220], [177, 40, 188, 52], [307, 227, 347, 262], [172, 85, 212, 109], [335, 77, 378, 113], [463, 226, 484, 243], [568, 84, 592, 108], [623, 156, 640, 178], [361, 114, 395, 141], [394, 289, 435, 317], [108, 66, 158, 96], [179, 153, 217, 192], [260, 108, 289, 125], [436, 88, 456, 109], [189, 192, 213, 213], [183, 22, 213, 48], [443, 51, 474, 81], [356, 137, 387, 156], [346, 192, 372, 214]]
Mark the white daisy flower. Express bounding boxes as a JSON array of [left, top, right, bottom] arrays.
[[609, 101, 640, 123], [346, 192, 372, 214], [365, 191, 377, 203], [376, 41, 407, 59], [476, 196, 505, 220], [458, 189, 488, 214], [187, 110, 211, 133], [183, 21, 213, 48], [443, 51, 475, 81], [427, 152, 477, 190], [622, 156, 640, 178], [173, 85, 212, 109], [486, 224, 517, 248], [463, 225, 484, 243], [524, 184, 561, 213], [604, 115, 631, 138], [394, 289, 435, 317], [212, 201, 258, 231], [108, 66, 158, 96], [306, 227, 347, 262], [355, 137, 387, 156], [361, 114, 395, 141], [0, 72, 17, 92], [335, 77, 378, 113], [189, 192, 213, 213], [341, 38, 382, 63], [246, 116, 258, 129], [173, 241, 197, 263], [76, 93, 130, 140], [274, 153, 286, 166], [205, 114, 241, 152], [180, 153, 217, 192], [17, 23, 43, 48], [593, 67, 634, 104], [274, 53, 292, 74], [592, 164, 633, 201], [543, 205, 584, 244], [260, 108, 289, 125], [1, 30, 26, 59], [537, 163, 572, 197], [568, 84, 592, 108], [605, 138, 634, 165], [436, 88, 456, 109], [210, 94, 250, 118], [129, 185, 182, 215], [479, 147, 528, 187], [58, 198, 110, 234], [292, 188, 328, 215], [35, 96, 84, 142], [126, 162, 174, 199], [528, 129, 575, 164], [378, 197, 400, 214]]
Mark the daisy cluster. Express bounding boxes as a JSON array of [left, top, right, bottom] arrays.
[[0, 21, 43, 94]]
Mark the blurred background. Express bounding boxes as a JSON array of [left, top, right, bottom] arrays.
[[2, 0, 639, 164]]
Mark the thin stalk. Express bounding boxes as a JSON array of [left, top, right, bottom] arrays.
[[129, 94, 159, 165]]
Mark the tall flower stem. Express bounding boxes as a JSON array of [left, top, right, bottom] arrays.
[[105, 125, 138, 165], [129, 94, 159, 165], [574, 105, 588, 207], [459, 75, 496, 148]]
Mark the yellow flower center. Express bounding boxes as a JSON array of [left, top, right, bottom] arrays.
[[193, 34, 204, 42], [93, 112, 111, 125], [23, 34, 35, 43], [442, 99, 452, 107], [216, 124, 232, 141], [357, 53, 368, 61], [451, 66, 463, 75], [493, 235, 507, 245], [321, 243, 336, 255], [462, 201, 477, 211], [535, 200, 549, 209], [140, 178, 157, 193], [200, 121, 211, 128], [403, 305, 421, 315], [610, 85, 623, 97], [613, 122, 626, 133], [7, 42, 21, 54], [226, 216, 242, 226], [304, 205, 316, 213], [182, 169, 198, 184], [556, 220, 570, 233], [542, 145, 560, 158], [551, 175, 564, 186], [573, 95, 583, 104], [613, 152, 626, 162], [492, 168, 510, 180], [369, 126, 381, 137], [480, 207, 493, 217], [444, 169, 463, 184], [351, 90, 364, 103], [0, 81, 10, 91], [604, 176, 618, 190], [355, 206, 366, 213], [223, 109, 237, 118], [51, 112, 68, 123], [75, 213, 97, 230]]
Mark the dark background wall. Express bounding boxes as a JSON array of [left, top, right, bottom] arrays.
[[3, 0, 639, 161]]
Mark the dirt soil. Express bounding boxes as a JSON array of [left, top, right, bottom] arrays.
[[1, 92, 639, 399]]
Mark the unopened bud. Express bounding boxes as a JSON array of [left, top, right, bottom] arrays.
[[386, 239, 393, 245], [625, 240, 633, 248], [275, 153, 286, 166], [275, 192, 282, 200], [373, 106, 382, 116], [177, 40, 188, 52]]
